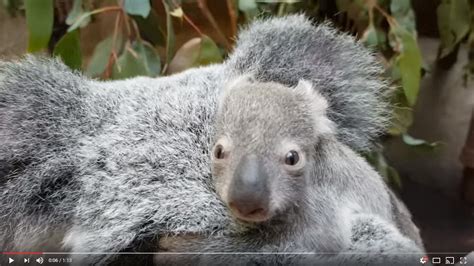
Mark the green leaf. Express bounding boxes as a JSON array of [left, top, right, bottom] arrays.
[[124, 0, 151, 18], [112, 49, 146, 79], [390, 0, 411, 15], [141, 43, 161, 77], [86, 35, 123, 77], [238, 0, 259, 20], [239, 0, 257, 11], [437, 0, 471, 58], [68, 11, 92, 32], [131, 9, 166, 46], [390, 0, 416, 33], [25, 0, 53, 52], [167, 38, 200, 74], [362, 24, 378, 47], [402, 134, 426, 146], [361, 23, 387, 49], [392, 26, 422, 106], [388, 106, 413, 135], [195, 35, 223, 66], [389, 62, 402, 82], [111, 41, 160, 79], [387, 166, 402, 189], [402, 134, 440, 148], [53, 30, 82, 70], [388, 86, 413, 135], [396, 10, 416, 33], [163, 0, 176, 66], [167, 36, 222, 74], [66, 0, 90, 28], [169, 6, 183, 18]]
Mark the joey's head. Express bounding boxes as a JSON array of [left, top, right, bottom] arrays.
[[211, 76, 334, 223]]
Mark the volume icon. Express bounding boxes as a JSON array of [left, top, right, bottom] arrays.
[[36, 257, 44, 264]]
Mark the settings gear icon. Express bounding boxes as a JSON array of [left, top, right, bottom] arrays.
[[420, 256, 429, 264]]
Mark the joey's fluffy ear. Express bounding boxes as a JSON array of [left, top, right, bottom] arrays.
[[226, 73, 256, 89], [295, 79, 335, 136], [218, 73, 256, 105]]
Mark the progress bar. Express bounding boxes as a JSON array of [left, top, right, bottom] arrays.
[[2, 251, 472, 255]]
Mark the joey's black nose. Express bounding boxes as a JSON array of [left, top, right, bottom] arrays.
[[228, 155, 270, 222]]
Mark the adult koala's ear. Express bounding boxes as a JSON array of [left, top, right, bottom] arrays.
[[294, 79, 335, 137]]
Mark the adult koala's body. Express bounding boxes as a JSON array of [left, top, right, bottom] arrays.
[[0, 15, 423, 265]]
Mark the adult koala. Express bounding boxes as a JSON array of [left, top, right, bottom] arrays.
[[0, 15, 423, 265]]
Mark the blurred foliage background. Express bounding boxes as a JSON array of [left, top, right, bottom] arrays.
[[1, 0, 474, 189]]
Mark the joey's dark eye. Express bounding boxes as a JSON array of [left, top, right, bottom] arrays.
[[285, 150, 299, 165], [214, 144, 225, 159]]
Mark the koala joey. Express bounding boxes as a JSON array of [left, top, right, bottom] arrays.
[[212, 77, 334, 224]]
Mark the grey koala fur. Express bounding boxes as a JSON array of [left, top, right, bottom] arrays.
[[0, 15, 423, 265]]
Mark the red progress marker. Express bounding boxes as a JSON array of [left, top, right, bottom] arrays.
[[2, 252, 44, 255]]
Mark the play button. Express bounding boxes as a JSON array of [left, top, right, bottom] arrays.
[[8, 257, 14, 264]]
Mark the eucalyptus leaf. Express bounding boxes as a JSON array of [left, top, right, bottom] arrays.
[[390, 0, 416, 33], [112, 42, 148, 79], [387, 166, 402, 189], [124, 0, 151, 18], [437, 0, 471, 58], [68, 11, 92, 32], [389, 62, 402, 82], [53, 30, 82, 70], [141, 43, 161, 77], [392, 26, 422, 106], [66, 0, 90, 28], [361, 23, 386, 49], [195, 35, 223, 66], [362, 24, 378, 47], [167, 38, 201, 74], [239, 0, 257, 11], [111, 41, 160, 79], [388, 106, 413, 135], [86, 35, 123, 77], [163, 0, 176, 65], [25, 0, 53, 52], [169, 6, 183, 18], [167, 36, 222, 74], [390, 0, 410, 16], [396, 10, 416, 33], [402, 134, 440, 148], [238, 0, 259, 20], [132, 9, 166, 46]]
